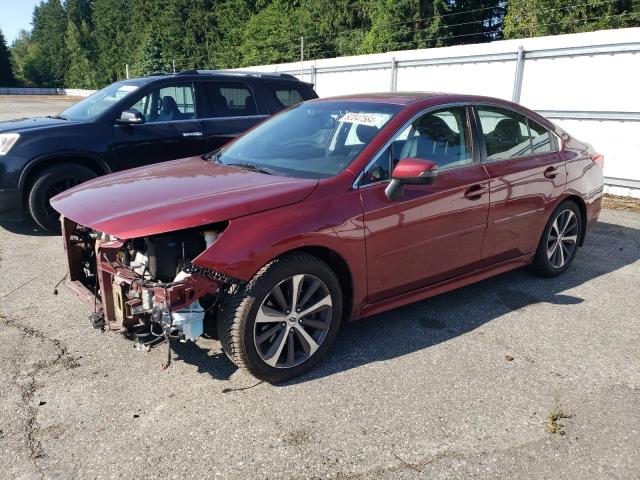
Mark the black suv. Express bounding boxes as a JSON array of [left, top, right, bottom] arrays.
[[0, 70, 317, 231]]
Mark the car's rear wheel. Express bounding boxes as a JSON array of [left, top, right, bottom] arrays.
[[28, 164, 97, 233], [531, 200, 582, 277], [218, 252, 343, 383]]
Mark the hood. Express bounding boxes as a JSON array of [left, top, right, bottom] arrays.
[[51, 156, 318, 239], [0, 116, 71, 133]]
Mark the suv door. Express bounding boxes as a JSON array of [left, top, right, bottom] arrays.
[[200, 81, 268, 151], [111, 82, 207, 170], [474, 105, 566, 267], [358, 106, 490, 303]]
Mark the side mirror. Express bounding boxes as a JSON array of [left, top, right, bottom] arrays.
[[115, 109, 144, 125], [385, 158, 438, 200]]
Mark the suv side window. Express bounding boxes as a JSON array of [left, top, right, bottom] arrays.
[[477, 106, 533, 160], [203, 82, 258, 118], [129, 83, 196, 123], [274, 87, 305, 107]]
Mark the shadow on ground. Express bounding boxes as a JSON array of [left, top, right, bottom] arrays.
[[174, 220, 639, 384], [0, 218, 54, 237]]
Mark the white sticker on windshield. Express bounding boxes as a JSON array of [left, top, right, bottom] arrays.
[[339, 112, 390, 128]]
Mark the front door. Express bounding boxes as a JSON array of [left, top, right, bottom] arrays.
[[111, 82, 207, 171], [359, 106, 490, 304], [474, 105, 566, 267]]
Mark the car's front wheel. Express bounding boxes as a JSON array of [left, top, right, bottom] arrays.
[[218, 252, 343, 383], [28, 163, 97, 232]]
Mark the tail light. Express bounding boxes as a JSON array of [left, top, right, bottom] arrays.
[[590, 153, 605, 169]]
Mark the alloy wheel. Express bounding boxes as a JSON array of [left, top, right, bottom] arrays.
[[546, 209, 579, 268], [253, 274, 333, 368]]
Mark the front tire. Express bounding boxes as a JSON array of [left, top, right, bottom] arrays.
[[28, 163, 97, 232], [218, 252, 343, 383], [530, 200, 582, 277]]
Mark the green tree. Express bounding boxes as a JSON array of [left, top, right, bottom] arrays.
[[136, 27, 167, 76], [30, 0, 68, 86], [504, 0, 639, 38], [9, 30, 33, 85], [0, 29, 16, 86], [65, 21, 99, 88], [446, 0, 505, 44]]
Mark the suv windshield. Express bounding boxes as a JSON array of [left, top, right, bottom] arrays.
[[217, 101, 401, 179], [59, 82, 141, 121]]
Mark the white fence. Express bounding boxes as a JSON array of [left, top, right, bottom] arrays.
[[0, 87, 94, 96], [243, 28, 640, 198]]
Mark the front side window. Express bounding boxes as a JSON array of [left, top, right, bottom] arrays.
[[128, 83, 196, 123], [361, 106, 473, 185], [477, 106, 532, 160], [217, 102, 401, 179], [204, 82, 258, 117]]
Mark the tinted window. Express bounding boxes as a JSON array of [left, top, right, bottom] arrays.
[[204, 82, 258, 117], [529, 119, 554, 154], [129, 83, 196, 123], [477, 106, 532, 160], [61, 82, 141, 121], [217, 102, 400, 179], [396, 106, 472, 169], [274, 88, 305, 107]]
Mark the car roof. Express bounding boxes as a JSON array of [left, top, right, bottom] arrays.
[[311, 92, 520, 107], [126, 70, 313, 86]]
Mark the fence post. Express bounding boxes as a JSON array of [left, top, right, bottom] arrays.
[[310, 65, 317, 87], [300, 36, 304, 80], [512, 46, 525, 103], [125, 64, 129, 80], [390, 57, 398, 92]]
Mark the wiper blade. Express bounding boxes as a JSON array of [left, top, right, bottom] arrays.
[[47, 114, 68, 120], [201, 149, 221, 162], [227, 162, 285, 176]]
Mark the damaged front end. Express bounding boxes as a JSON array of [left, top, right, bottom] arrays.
[[60, 217, 234, 352]]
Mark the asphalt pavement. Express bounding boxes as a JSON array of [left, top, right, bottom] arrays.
[[0, 97, 638, 479]]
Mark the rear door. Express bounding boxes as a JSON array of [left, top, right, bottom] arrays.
[[474, 105, 566, 267], [111, 82, 207, 171], [200, 81, 268, 152]]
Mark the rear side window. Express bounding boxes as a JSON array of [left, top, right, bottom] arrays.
[[477, 106, 532, 160], [529, 119, 555, 154], [274, 87, 305, 107], [203, 82, 258, 118]]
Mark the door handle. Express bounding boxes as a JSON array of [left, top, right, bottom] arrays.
[[182, 131, 203, 137], [544, 166, 558, 179], [464, 184, 487, 200]]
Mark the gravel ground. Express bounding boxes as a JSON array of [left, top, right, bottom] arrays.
[[0, 209, 638, 480], [0, 96, 80, 121]]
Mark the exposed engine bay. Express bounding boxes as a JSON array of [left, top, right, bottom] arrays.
[[60, 217, 233, 363]]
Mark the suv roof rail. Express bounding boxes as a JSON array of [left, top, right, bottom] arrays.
[[174, 69, 301, 81]]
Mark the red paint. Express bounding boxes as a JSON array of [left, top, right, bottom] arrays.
[[391, 158, 437, 178], [53, 93, 603, 322]]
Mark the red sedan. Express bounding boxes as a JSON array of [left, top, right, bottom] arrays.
[[52, 93, 604, 382]]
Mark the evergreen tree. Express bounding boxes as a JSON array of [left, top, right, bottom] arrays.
[[65, 21, 99, 88], [0, 29, 16, 86], [9, 30, 33, 85], [30, 0, 68, 86], [136, 27, 167, 76]]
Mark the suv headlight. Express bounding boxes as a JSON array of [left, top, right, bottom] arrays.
[[0, 133, 20, 155]]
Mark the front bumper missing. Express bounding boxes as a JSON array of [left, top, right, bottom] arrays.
[[60, 216, 221, 332]]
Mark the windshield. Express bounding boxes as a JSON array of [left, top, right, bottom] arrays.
[[59, 82, 141, 121], [217, 101, 401, 179]]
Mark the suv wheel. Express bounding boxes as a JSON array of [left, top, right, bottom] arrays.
[[530, 200, 582, 277], [218, 252, 343, 383], [28, 164, 97, 232]]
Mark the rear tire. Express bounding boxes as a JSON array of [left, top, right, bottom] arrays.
[[28, 163, 97, 233], [217, 252, 343, 383], [530, 200, 582, 277]]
